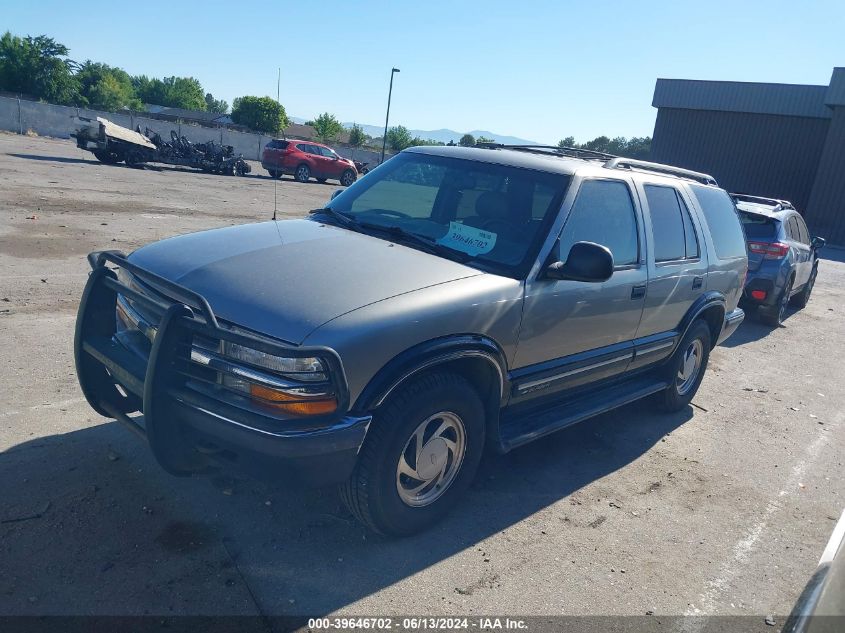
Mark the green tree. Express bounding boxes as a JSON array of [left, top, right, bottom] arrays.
[[348, 123, 366, 148], [312, 112, 343, 143], [557, 136, 576, 148], [476, 135, 495, 144], [231, 95, 289, 134], [131, 75, 163, 104], [161, 76, 206, 110], [387, 125, 414, 151], [132, 75, 206, 110], [204, 92, 228, 114], [348, 123, 367, 156], [582, 135, 611, 153], [410, 137, 444, 147], [76, 61, 140, 110], [622, 136, 651, 160], [0, 32, 79, 105], [459, 133, 475, 147]]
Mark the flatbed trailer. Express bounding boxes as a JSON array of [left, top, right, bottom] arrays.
[[72, 116, 251, 176]]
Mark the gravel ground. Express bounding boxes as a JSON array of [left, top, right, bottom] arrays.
[[1, 133, 843, 625]]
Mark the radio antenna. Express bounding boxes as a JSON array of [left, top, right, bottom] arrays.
[[273, 66, 280, 221]]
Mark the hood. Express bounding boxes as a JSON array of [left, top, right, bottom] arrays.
[[128, 219, 483, 343]]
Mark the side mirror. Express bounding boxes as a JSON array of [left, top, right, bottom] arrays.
[[811, 236, 826, 250], [330, 190, 342, 201], [545, 241, 614, 283]]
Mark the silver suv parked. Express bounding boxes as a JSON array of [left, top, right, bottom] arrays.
[[75, 145, 747, 535]]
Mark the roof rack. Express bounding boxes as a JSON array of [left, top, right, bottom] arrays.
[[603, 157, 718, 186], [475, 143, 617, 162], [730, 193, 795, 210]]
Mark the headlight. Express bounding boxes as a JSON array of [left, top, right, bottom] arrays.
[[224, 342, 327, 381], [191, 340, 338, 417]]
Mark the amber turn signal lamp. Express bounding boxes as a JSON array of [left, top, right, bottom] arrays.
[[249, 384, 337, 416]]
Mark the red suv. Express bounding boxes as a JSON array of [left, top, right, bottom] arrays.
[[262, 140, 358, 186]]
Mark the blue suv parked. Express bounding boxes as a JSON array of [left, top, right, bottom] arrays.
[[733, 194, 825, 327]]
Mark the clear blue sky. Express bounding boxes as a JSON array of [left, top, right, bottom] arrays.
[[4, 0, 844, 143]]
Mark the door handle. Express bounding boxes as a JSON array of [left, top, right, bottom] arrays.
[[692, 276, 704, 289], [631, 284, 646, 299]]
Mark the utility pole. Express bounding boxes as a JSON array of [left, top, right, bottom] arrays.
[[381, 68, 400, 164]]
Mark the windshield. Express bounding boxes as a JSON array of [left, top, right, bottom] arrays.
[[318, 152, 571, 277]]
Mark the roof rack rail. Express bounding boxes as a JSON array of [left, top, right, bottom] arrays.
[[475, 143, 617, 162], [603, 157, 718, 186], [730, 193, 795, 210]]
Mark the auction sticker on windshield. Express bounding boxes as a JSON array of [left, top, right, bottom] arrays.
[[436, 221, 497, 256]]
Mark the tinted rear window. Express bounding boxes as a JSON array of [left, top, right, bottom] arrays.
[[268, 140, 289, 149], [690, 186, 747, 259], [738, 211, 777, 239]]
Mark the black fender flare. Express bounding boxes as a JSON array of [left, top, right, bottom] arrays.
[[676, 291, 727, 351], [353, 334, 509, 413]]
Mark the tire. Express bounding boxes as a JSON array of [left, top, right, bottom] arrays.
[[656, 320, 711, 413], [340, 371, 485, 536], [340, 169, 357, 187], [93, 150, 120, 164], [124, 151, 142, 167], [295, 164, 310, 183], [268, 170, 282, 179], [758, 276, 793, 327], [790, 266, 817, 309]]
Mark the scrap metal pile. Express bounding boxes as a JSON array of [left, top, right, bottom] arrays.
[[72, 116, 251, 176]]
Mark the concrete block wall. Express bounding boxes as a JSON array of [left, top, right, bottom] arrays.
[[0, 96, 399, 167], [0, 96, 269, 161]]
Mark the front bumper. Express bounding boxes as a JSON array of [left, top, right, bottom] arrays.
[[74, 251, 368, 487], [717, 308, 745, 345]]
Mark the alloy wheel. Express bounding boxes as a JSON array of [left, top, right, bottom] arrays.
[[676, 339, 703, 396], [396, 411, 466, 507]]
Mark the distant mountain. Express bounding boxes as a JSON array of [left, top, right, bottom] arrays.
[[341, 122, 538, 145], [289, 116, 537, 145]]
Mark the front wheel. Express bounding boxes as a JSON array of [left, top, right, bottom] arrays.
[[340, 169, 357, 187], [340, 372, 485, 536], [295, 164, 310, 183], [656, 320, 711, 413]]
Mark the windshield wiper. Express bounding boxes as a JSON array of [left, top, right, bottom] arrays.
[[357, 222, 471, 263], [309, 207, 360, 230]]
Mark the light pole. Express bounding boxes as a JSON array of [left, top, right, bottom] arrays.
[[381, 67, 400, 164]]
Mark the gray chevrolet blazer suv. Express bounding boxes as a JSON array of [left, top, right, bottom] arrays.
[[75, 144, 747, 535]]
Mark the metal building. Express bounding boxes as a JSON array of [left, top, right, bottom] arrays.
[[651, 68, 845, 245]]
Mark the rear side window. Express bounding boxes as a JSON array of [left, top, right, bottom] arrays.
[[690, 186, 747, 260], [788, 216, 806, 244], [560, 180, 639, 266], [738, 211, 777, 239], [268, 140, 289, 150], [295, 143, 310, 153], [644, 185, 699, 261], [796, 216, 810, 244]]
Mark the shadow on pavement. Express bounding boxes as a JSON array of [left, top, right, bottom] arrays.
[[0, 402, 691, 616], [8, 153, 96, 165]]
